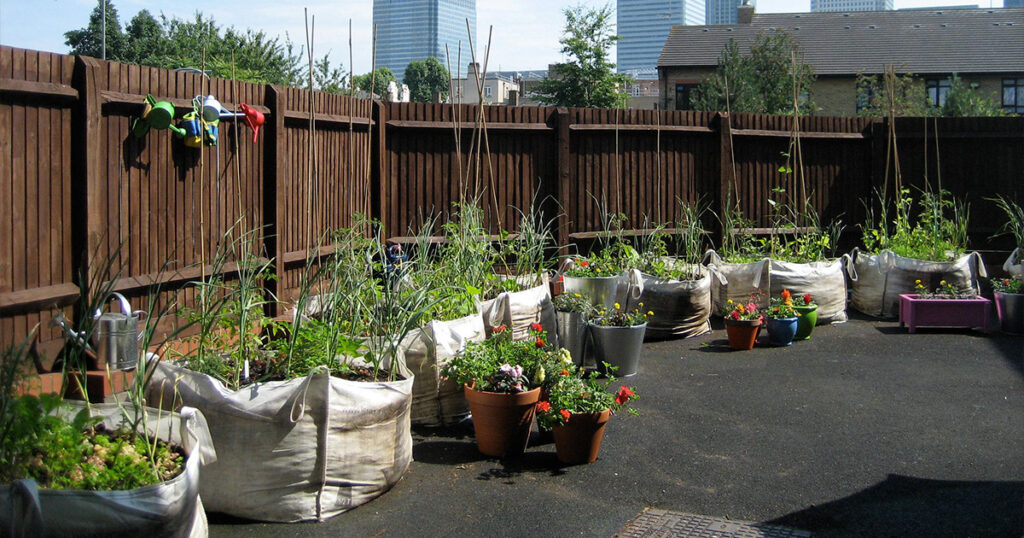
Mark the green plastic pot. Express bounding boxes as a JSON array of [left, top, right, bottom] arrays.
[[794, 305, 817, 340]]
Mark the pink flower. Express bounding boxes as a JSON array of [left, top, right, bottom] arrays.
[[731, 310, 741, 320]]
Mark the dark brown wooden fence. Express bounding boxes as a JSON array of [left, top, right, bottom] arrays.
[[2, 45, 1022, 366]]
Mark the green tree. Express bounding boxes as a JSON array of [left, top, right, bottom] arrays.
[[694, 30, 816, 114], [123, 10, 166, 65], [64, 0, 129, 61], [530, 5, 630, 108], [353, 68, 397, 100], [856, 71, 933, 117], [312, 53, 349, 94], [941, 74, 1005, 117], [404, 57, 450, 103]]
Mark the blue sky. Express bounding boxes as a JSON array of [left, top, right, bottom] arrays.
[[0, 0, 1007, 74]]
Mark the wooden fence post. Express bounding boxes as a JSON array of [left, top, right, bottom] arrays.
[[373, 99, 387, 231], [264, 84, 285, 316], [716, 111, 733, 243], [555, 107, 571, 251], [72, 55, 102, 297]]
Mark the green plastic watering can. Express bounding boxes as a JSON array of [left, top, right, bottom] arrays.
[[131, 94, 178, 138]]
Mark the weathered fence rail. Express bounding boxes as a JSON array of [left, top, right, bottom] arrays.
[[2, 45, 1022, 365]]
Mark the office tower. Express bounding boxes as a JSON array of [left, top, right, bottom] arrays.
[[618, 0, 705, 77], [811, 0, 893, 12], [706, 0, 755, 24], [373, 0, 476, 82]]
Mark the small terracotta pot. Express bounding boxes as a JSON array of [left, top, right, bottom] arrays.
[[464, 384, 541, 458], [552, 409, 611, 464], [724, 318, 761, 350]]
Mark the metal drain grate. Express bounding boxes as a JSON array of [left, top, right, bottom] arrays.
[[615, 508, 812, 538]]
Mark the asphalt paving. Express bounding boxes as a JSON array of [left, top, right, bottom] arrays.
[[209, 312, 1024, 537]]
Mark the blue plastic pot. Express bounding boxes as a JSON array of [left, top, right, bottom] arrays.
[[766, 317, 799, 346]]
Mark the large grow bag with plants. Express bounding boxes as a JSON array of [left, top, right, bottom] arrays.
[[480, 281, 557, 342], [769, 257, 851, 324], [848, 248, 987, 319], [403, 313, 486, 427], [703, 250, 771, 317], [0, 403, 214, 538], [629, 263, 712, 340], [146, 361, 412, 522]]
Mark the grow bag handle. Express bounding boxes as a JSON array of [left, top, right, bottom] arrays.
[[8, 479, 42, 538], [179, 406, 217, 466], [1004, 248, 1022, 275], [843, 251, 858, 282]]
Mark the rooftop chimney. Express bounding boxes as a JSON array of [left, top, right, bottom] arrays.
[[737, 0, 755, 24]]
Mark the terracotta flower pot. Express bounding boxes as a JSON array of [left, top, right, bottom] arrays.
[[724, 318, 761, 350], [464, 384, 541, 458], [552, 409, 611, 464], [793, 305, 818, 340]]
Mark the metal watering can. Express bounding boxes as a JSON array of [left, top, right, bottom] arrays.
[[93, 293, 147, 371], [50, 292, 146, 371]]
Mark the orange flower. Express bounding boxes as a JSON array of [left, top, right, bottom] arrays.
[[537, 401, 551, 412], [560, 369, 570, 376]]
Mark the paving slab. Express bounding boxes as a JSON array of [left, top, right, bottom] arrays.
[[209, 314, 1024, 537]]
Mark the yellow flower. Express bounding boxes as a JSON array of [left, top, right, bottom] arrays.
[[647, 311, 654, 316], [595, 268, 602, 273], [940, 280, 947, 285], [915, 280, 922, 285], [728, 299, 734, 304], [638, 302, 644, 307], [573, 293, 582, 298], [614, 302, 621, 310]]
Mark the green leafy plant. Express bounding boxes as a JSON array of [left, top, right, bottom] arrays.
[[914, 279, 977, 299], [591, 302, 651, 327], [988, 195, 1024, 253], [765, 289, 801, 319], [862, 188, 969, 261], [441, 324, 555, 392], [552, 292, 595, 315], [992, 277, 1024, 294], [535, 369, 637, 429]]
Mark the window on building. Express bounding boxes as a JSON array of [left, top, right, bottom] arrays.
[[925, 78, 951, 107], [484, 86, 493, 98], [1003, 78, 1024, 114], [675, 83, 698, 110], [856, 79, 874, 113]]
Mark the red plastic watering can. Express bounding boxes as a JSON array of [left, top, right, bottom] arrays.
[[239, 103, 265, 143]]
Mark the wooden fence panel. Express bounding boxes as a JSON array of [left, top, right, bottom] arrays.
[[0, 47, 77, 367]]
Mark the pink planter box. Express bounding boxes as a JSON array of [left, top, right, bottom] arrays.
[[898, 294, 991, 333]]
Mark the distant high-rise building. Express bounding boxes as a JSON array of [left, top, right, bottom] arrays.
[[811, 0, 892, 12], [373, 0, 476, 82], [706, 0, 754, 24], [617, 0, 705, 77], [1005, 0, 1023, 7]]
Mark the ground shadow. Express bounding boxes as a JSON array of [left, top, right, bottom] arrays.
[[475, 452, 567, 483], [766, 474, 1024, 537], [412, 440, 484, 465]]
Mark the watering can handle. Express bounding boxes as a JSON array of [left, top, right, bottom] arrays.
[[110, 292, 133, 316]]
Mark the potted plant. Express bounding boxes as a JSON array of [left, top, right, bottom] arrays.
[[793, 293, 818, 340], [992, 276, 1024, 334], [563, 254, 624, 311], [898, 279, 991, 333], [724, 291, 765, 350], [552, 292, 593, 367], [765, 290, 801, 346], [536, 371, 638, 465], [441, 324, 556, 458], [589, 303, 650, 377]]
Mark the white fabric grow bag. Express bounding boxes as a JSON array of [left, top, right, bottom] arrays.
[[629, 262, 711, 340], [1004, 248, 1022, 278], [768, 257, 850, 324], [848, 248, 987, 319], [0, 403, 214, 538], [403, 313, 485, 427], [146, 361, 412, 522], [703, 250, 770, 317], [480, 282, 557, 341]]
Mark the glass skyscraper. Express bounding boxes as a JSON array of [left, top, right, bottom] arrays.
[[810, 0, 892, 12], [617, 0, 706, 77], [706, 0, 755, 25], [373, 0, 476, 82]]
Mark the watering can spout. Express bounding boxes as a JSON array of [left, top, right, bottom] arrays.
[[240, 103, 265, 143]]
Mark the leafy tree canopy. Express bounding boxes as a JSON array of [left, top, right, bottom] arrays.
[[64, 1, 347, 91], [404, 57, 450, 103], [353, 68, 397, 100], [857, 71, 1005, 117], [530, 5, 630, 109], [694, 30, 816, 115]]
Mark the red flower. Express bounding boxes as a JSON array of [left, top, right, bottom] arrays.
[[803, 293, 813, 305], [730, 310, 741, 320], [537, 401, 551, 412], [560, 409, 571, 421], [535, 337, 546, 348], [578, 260, 589, 267], [530, 322, 544, 332], [615, 386, 635, 405], [492, 324, 507, 333], [1006, 279, 1012, 286]]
